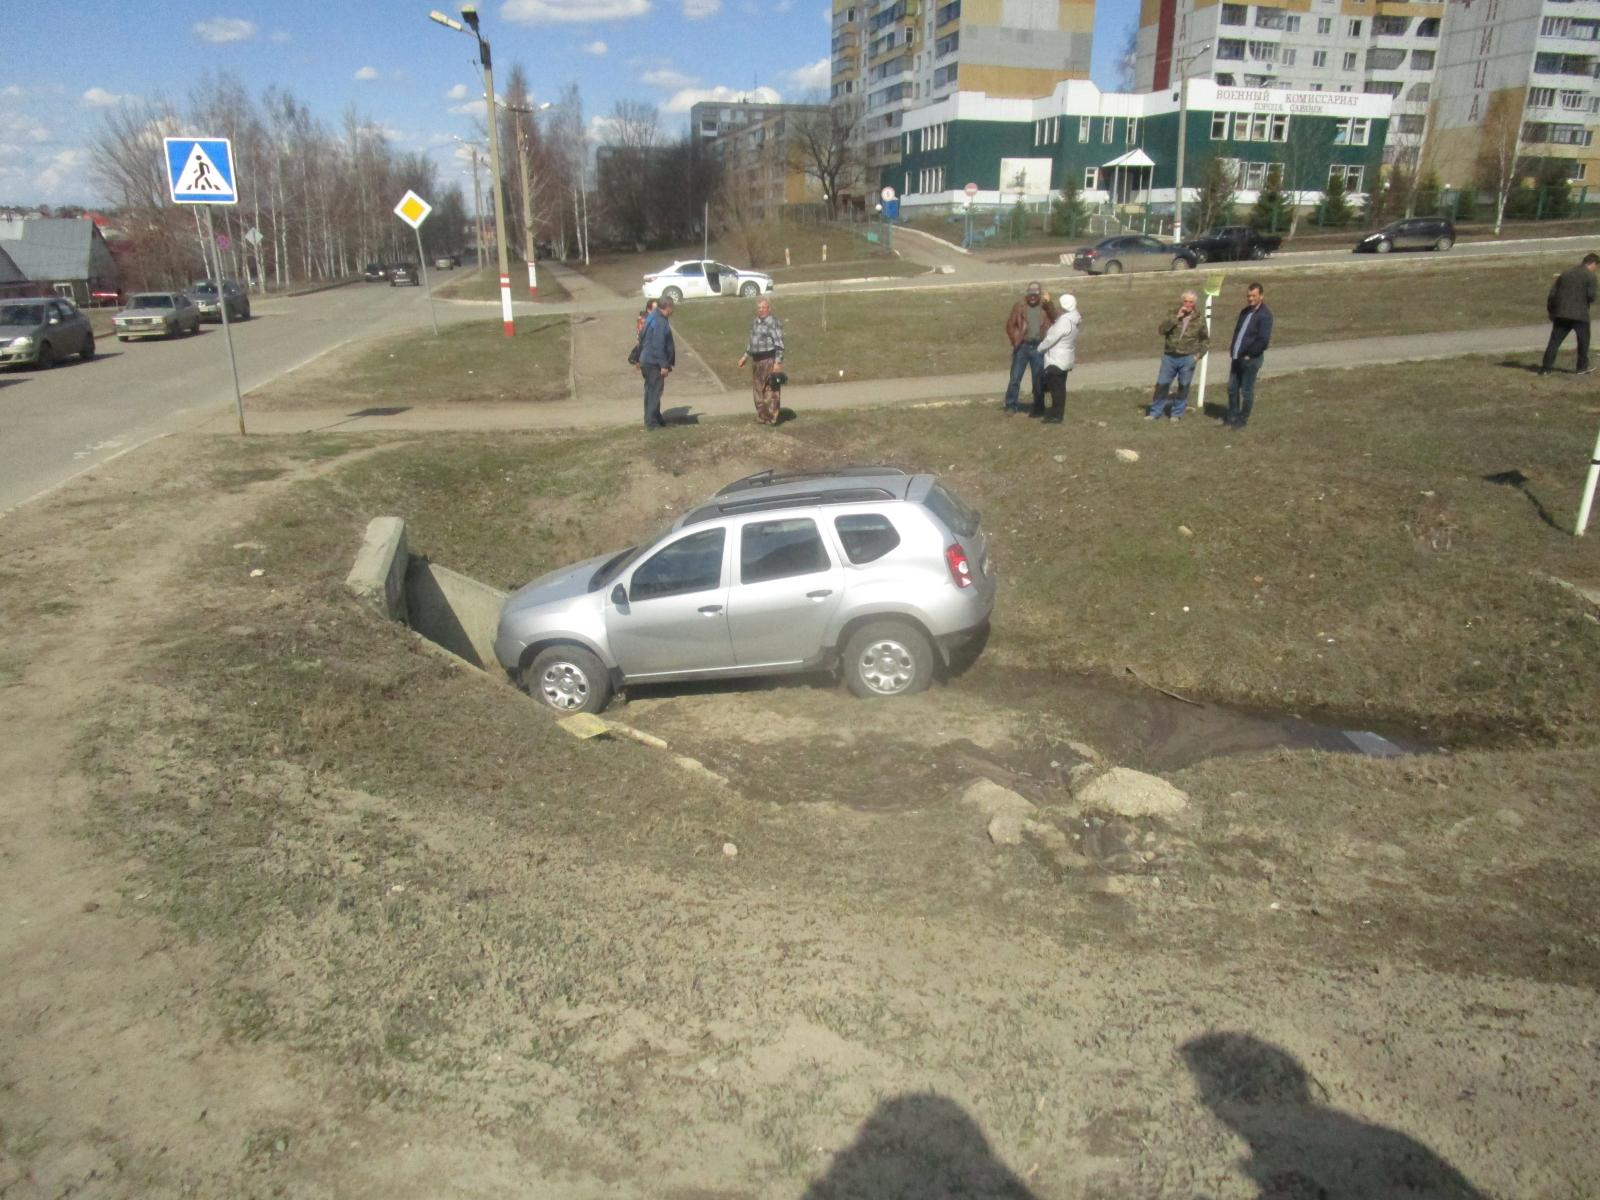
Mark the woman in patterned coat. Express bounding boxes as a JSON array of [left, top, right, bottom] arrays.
[[738, 298, 785, 426]]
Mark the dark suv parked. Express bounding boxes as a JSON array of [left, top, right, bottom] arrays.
[[1353, 217, 1455, 254]]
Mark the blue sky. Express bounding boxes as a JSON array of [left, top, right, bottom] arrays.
[[0, 0, 1138, 207]]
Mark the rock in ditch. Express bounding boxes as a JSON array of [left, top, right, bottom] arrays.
[[960, 779, 1037, 821], [988, 812, 1026, 846], [1076, 767, 1190, 819]]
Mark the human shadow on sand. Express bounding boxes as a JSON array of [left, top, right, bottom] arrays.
[[1182, 1032, 1489, 1199], [800, 1092, 1037, 1200]]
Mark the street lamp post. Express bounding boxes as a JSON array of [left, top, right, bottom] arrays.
[[1171, 42, 1212, 244], [500, 99, 550, 300], [431, 6, 515, 336]]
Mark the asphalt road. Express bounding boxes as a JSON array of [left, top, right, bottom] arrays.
[[0, 280, 465, 515]]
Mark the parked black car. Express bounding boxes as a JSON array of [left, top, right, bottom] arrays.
[[1182, 225, 1281, 263], [1353, 217, 1455, 254], [1071, 235, 1198, 275], [389, 263, 421, 287]]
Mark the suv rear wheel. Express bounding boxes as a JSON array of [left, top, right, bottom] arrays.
[[842, 620, 934, 699], [524, 645, 613, 714]]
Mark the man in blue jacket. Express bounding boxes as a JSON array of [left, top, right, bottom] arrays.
[[639, 296, 676, 430], [1225, 282, 1273, 430]]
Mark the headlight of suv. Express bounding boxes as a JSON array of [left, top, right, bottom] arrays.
[[7, 336, 34, 349]]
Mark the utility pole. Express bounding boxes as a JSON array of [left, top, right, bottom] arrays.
[[1170, 42, 1212, 244], [517, 128, 537, 297], [468, 146, 486, 267]]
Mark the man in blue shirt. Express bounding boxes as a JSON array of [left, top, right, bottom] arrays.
[[1225, 282, 1273, 430], [638, 296, 676, 430]]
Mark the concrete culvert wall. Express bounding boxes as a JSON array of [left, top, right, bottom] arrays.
[[405, 559, 506, 670]]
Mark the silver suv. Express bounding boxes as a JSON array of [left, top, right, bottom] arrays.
[[493, 467, 996, 713]]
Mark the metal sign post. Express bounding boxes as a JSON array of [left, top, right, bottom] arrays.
[[1575, 419, 1600, 535], [1196, 272, 1225, 418], [165, 136, 246, 435], [394, 190, 439, 336]]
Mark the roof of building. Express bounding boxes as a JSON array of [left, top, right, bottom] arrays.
[[0, 217, 103, 281], [0, 244, 24, 286]]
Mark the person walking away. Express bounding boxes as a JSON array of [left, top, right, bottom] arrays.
[[738, 297, 785, 426], [1225, 282, 1273, 430], [1003, 282, 1059, 415], [639, 296, 675, 430], [1539, 253, 1599, 375], [1034, 294, 1081, 424], [1146, 290, 1209, 422]]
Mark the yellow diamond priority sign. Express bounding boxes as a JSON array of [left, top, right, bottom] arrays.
[[394, 190, 432, 229]]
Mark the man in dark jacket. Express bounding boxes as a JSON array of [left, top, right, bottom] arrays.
[[1002, 282, 1060, 414], [639, 296, 676, 429], [1225, 282, 1273, 430], [1539, 253, 1599, 375]]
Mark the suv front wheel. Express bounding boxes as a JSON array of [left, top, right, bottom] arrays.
[[842, 620, 934, 699], [524, 644, 613, 714]]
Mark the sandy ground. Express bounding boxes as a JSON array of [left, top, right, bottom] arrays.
[[2, 434, 1598, 1199]]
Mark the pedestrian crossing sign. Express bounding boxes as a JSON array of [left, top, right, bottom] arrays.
[[393, 190, 432, 229], [165, 138, 237, 205]]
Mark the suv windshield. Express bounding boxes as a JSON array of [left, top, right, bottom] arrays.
[[0, 304, 45, 325], [190, 281, 219, 295]]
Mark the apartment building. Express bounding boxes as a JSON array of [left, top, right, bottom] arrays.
[[1428, 0, 1600, 188], [690, 101, 830, 219], [1135, 0, 1442, 166], [830, 0, 1095, 180]]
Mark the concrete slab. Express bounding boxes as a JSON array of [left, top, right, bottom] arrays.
[[345, 516, 408, 621], [405, 560, 506, 670]]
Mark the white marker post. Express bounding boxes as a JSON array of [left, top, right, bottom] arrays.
[[394, 190, 439, 336], [165, 137, 246, 435], [1195, 272, 1225, 418], [1575, 418, 1600, 535]]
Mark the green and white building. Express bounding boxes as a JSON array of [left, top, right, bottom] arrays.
[[889, 78, 1392, 214]]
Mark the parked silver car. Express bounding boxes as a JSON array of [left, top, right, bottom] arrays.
[[113, 292, 201, 340], [0, 297, 96, 369], [494, 467, 996, 713]]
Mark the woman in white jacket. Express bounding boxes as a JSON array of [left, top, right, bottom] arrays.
[[1031, 293, 1081, 424]]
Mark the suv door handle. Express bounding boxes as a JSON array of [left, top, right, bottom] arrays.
[[698, 604, 723, 614], [806, 589, 833, 599]]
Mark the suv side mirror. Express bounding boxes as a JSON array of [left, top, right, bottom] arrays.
[[610, 583, 628, 608]]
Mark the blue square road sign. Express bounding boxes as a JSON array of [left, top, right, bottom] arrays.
[[165, 137, 237, 205]]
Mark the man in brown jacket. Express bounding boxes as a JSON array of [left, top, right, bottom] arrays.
[[1002, 282, 1060, 414], [1539, 253, 1599, 375]]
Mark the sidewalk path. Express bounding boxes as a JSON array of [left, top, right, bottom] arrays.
[[190, 322, 1552, 437]]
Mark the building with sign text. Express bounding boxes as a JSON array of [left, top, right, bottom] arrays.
[[889, 78, 1391, 214]]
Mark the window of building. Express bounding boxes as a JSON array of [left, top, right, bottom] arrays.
[[1255, 8, 1285, 29], [1365, 81, 1403, 95], [1215, 72, 1237, 86], [919, 164, 947, 191], [1248, 40, 1279, 62], [1333, 117, 1372, 145], [1083, 166, 1100, 189], [1103, 117, 1115, 143], [1312, 50, 1328, 67], [1316, 17, 1332, 35], [1529, 86, 1558, 107], [1126, 116, 1140, 144], [1416, 17, 1440, 36], [933, 63, 958, 87], [1411, 49, 1435, 69], [1270, 113, 1289, 141], [1078, 115, 1091, 142], [1211, 111, 1230, 139], [1217, 38, 1246, 60], [935, 30, 958, 55], [936, 0, 960, 24], [1307, 82, 1323, 91], [1374, 15, 1408, 35], [1033, 116, 1058, 145], [1285, 14, 1301, 32], [1220, 4, 1247, 25], [1329, 163, 1365, 192], [1367, 47, 1405, 69], [1543, 15, 1570, 36], [1281, 47, 1297, 66], [923, 122, 948, 150], [905, 132, 913, 154], [1395, 114, 1425, 134], [1343, 51, 1358, 70], [1408, 81, 1430, 101], [1348, 18, 1363, 36]]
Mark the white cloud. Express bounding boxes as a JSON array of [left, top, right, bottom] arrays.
[[684, 0, 721, 16], [583, 40, 609, 54], [785, 57, 829, 91], [773, 0, 793, 9], [354, 66, 380, 81], [81, 87, 133, 109], [663, 84, 781, 113], [33, 148, 89, 196], [270, 30, 292, 43], [448, 101, 485, 115], [503, 0, 649, 21], [820, 4, 830, 22], [193, 17, 257, 44], [641, 68, 698, 89], [446, 83, 472, 100], [1, 85, 24, 99], [588, 115, 624, 143]]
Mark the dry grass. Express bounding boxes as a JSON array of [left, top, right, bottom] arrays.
[[434, 264, 572, 303]]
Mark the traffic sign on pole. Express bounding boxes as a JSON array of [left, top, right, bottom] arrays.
[[165, 138, 237, 205], [394, 190, 433, 229]]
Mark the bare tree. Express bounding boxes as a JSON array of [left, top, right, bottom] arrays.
[[1115, 25, 1140, 92], [1476, 93, 1526, 235], [789, 101, 863, 219]]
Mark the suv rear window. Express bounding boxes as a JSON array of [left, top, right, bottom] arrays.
[[741, 519, 829, 583], [922, 483, 979, 539], [834, 514, 901, 564]]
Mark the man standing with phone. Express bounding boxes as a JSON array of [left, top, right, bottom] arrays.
[[1225, 282, 1273, 430], [1146, 290, 1208, 422]]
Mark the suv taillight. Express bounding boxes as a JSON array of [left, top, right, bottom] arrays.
[[944, 544, 973, 589]]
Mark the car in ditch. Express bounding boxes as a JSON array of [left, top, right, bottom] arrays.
[[112, 292, 201, 340], [642, 259, 775, 304], [1071, 235, 1198, 275], [0, 297, 96, 369], [1353, 217, 1455, 254], [1180, 225, 1281, 263], [184, 278, 251, 322], [494, 466, 996, 714]]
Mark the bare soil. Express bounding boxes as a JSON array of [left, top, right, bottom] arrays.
[[2, 397, 1598, 1196]]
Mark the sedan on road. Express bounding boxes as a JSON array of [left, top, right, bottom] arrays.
[[1354, 217, 1456, 254], [184, 278, 251, 322], [642, 259, 774, 304], [113, 293, 202, 341], [0, 298, 96, 369], [1071, 235, 1198, 275]]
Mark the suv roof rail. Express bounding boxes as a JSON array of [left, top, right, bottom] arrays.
[[715, 466, 909, 496], [682, 486, 898, 527]]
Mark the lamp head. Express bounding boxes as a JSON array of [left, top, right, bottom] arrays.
[[460, 4, 480, 31], [429, 9, 464, 31]]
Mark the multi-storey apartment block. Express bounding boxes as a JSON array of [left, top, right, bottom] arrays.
[[1136, 0, 1442, 167], [831, 0, 1095, 181], [690, 102, 831, 220], [1428, 0, 1600, 189]]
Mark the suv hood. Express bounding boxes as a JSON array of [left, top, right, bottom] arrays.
[[503, 550, 621, 614]]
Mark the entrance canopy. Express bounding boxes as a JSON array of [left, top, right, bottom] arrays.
[[1101, 147, 1156, 170]]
